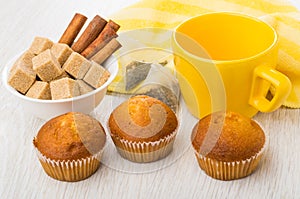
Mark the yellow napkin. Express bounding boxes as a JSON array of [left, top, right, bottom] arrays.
[[110, 0, 300, 108]]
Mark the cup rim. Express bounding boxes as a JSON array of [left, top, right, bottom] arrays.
[[172, 11, 278, 64]]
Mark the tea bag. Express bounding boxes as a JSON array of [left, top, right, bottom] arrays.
[[133, 63, 180, 113], [125, 61, 151, 91]]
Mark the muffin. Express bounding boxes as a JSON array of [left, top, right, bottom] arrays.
[[33, 112, 106, 182], [191, 111, 266, 180], [108, 95, 178, 163]]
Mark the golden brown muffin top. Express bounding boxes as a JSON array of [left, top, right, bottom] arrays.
[[191, 111, 265, 162], [33, 112, 106, 161], [109, 95, 178, 142]]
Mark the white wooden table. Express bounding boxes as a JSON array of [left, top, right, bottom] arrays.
[[1, 0, 300, 198]]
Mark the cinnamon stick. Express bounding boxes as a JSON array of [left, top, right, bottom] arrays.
[[59, 13, 87, 46], [71, 15, 107, 53], [90, 38, 122, 64], [81, 23, 117, 59], [107, 19, 120, 32]]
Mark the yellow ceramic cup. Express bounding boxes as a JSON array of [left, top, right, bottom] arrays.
[[172, 12, 291, 118]]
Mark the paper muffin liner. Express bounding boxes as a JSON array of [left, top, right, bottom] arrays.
[[34, 146, 104, 182], [110, 128, 178, 163], [193, 132, 268, 181]]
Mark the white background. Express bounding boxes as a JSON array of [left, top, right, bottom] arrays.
[[0, 0, 300, 198]]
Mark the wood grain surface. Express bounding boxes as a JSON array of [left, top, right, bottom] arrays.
[[0, 0, 299, 198]]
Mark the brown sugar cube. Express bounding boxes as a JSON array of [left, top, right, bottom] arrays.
[[62, 52, 91, 79], [26, 81, 51, 100], [83, 61, 110, 88], [32, 49, 63, 82], [77, 80, 94, 95], [50, 77, 80, 100], [8, 51, 36, 94], [10, 50, 35, 74], [29, 37, 54, 55], [51, 43, 73, 65], [8, 63, 36, 94], [11, 50, 35, 72]]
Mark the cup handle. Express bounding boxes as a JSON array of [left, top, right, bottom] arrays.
[[249, 65, 291, 112]]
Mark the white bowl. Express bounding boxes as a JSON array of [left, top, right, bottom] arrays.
[[2, 53, 118, 120]]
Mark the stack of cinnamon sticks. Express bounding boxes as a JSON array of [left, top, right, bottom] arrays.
[[58, 13, 121, 64]]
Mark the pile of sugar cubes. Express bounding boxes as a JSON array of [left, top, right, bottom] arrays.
[[8, 37, 110, 100]]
